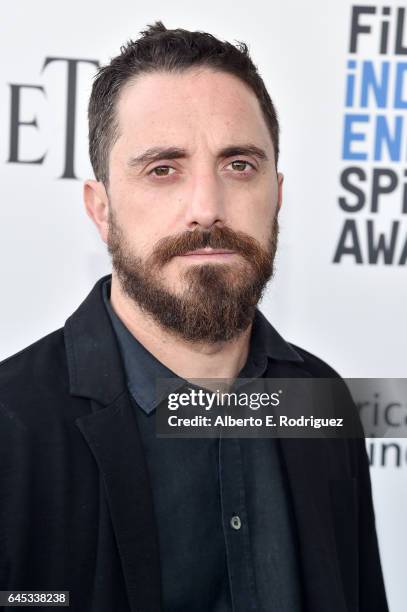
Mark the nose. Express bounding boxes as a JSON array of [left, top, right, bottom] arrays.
[[184, 170, 226, 230]]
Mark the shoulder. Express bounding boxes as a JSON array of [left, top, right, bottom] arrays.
[[0, 327, 72, 428], [288, 343, 341, 378], [256, 309, 341, 378], [0, 326, 67, 383], [287, 342, 366, 443]]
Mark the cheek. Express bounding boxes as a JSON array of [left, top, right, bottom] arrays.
[[112, 184, 177, 251], [227, 188, 276, 245]]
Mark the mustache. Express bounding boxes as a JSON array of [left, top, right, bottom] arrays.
[[149, 225, 265, 266]]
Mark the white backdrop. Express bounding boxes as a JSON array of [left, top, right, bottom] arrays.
[[0, 1, 405, 609]]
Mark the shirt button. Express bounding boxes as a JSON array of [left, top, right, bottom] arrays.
[[230, 515, 241, 530]]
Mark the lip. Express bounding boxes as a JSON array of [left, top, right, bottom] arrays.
[[181, 248, 236, 256]]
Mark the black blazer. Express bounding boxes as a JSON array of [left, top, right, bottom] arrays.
[[0, 275, 388, 612]]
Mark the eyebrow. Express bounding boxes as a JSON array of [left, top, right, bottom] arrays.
[[127, 144, 269, 168]]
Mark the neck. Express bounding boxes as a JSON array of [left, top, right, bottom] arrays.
[[109, 272, 253, 384]]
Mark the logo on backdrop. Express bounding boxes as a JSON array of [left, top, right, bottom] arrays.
[[334, 5, 407, 265], [6, 57, 99, 179]]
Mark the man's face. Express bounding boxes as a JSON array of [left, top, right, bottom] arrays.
[[103, 68, 283, 342]]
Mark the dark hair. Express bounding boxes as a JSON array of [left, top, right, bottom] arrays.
[[88, 21, 279, 184]]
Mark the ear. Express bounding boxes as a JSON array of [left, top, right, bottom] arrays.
[[276, 172, 284, 212], [83, 180, 110, 244]]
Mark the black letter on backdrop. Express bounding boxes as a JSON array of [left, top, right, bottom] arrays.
[[8, 84, 46, 164], [339, 167, 366, 212], [43, 57, 99, 179], [333, 219, 363, 263], [349, 6, 376, 53], [395, 8, 407, 54]]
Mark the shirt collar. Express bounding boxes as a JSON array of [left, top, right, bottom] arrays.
[[102, 278, 303, 414]]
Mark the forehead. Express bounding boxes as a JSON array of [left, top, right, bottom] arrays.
[[115, 68, 274, 155]]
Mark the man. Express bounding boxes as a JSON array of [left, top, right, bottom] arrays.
[[0, 22, 388, 612]]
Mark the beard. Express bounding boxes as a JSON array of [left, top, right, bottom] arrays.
[[107, 207, 279, 343]]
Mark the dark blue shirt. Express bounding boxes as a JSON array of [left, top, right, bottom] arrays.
[[102, 278, 304, 612]]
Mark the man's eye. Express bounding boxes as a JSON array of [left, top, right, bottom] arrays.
[[150, 166, 175, 177], [228, 160, 254, 172]]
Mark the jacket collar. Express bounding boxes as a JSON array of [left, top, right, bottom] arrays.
[[64, 274, 127, 405], [100, 276, 303, 414], [64, 273, 303, 407]]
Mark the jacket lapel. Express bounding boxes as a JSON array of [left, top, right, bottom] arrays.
[[76, 394, 162, 612], [266, 362, 348, 612], [278, 437, 348, 612], [64, 275, 162, 612]]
